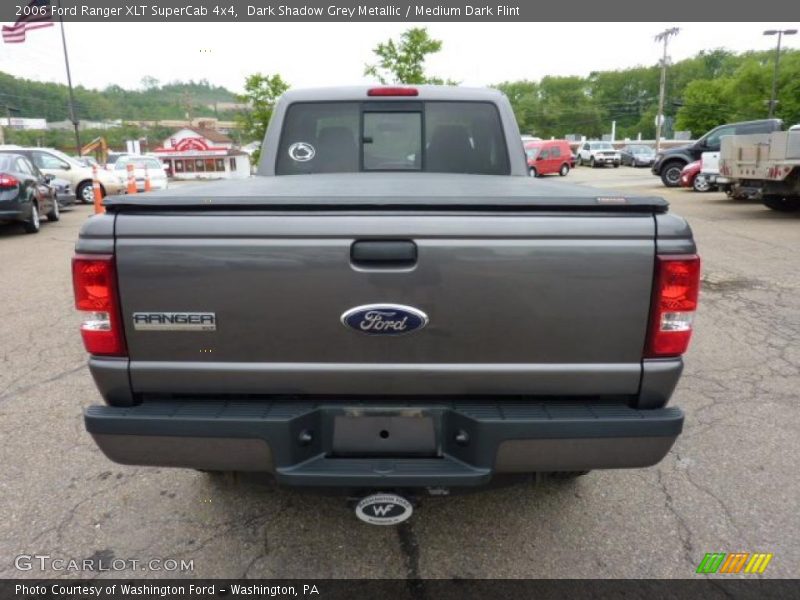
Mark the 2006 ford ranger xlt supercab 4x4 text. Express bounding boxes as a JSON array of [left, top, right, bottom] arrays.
[[74, 86, 700, 525]]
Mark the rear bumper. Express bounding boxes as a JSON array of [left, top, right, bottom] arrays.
[[85, 399, 683, 488], [0, 209, 25, 221], [0, 198, 26, 220]]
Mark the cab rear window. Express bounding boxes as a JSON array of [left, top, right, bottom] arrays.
[[276, 101, 509, 175]]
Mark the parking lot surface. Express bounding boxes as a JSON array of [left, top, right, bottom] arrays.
[[1, 167, 798, 580]]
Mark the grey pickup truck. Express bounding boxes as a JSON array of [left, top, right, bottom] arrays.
[[74, 86, 699, 523]]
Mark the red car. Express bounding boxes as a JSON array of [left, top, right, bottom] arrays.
[[525, 140, 572, 177], [680, 160, 714, 192]]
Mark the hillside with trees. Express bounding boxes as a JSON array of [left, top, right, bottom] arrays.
[[0, 73, 240, 122], [496, 48, 800, 140]]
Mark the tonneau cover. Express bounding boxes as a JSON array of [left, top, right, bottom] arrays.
[[104, 173, 669, 212]]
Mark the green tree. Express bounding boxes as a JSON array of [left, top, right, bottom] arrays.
[[140, 75, 160, 90], [364, 27, 455, 85], [675, 78, 733, 135], [235, 73, 290, 163], [494, 80, 539, 134]]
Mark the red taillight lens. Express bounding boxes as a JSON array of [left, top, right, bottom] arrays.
[[367, 87, 419, 97], [645, 255, 701, 358], [0, 173, 19, 188], [72, 254, 127, 356]]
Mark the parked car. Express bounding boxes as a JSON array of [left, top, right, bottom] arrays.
[[105, 152, 133, 169], [699, 151, 724, 191], [39, 176, 74, 210], [679, 160, 715, 192], [73, 155, 100, 169], [0, 147, 125, 204], [524, 140, 572, 177], [113, 155, 169, 192], [576, 141, 621, 168], [77, 86, 698, 521], [620, 145, 656, 167], [49, 177, 74, 209], [0, 153, 59, 233], [652, 118, 783, 187]]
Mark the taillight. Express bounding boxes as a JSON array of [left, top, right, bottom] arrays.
[[367, 87, 419, 97], [645, 255, 701, 358], [0, 173, 19, 188], [72, 254, 127, 356]]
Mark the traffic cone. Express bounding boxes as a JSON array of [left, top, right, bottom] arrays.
[[92, 165, 104, 214], [126, 162, 137, 194], [144, 164, 152, 192]]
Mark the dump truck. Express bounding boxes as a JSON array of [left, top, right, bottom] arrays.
[[719, 127, 800, 211]]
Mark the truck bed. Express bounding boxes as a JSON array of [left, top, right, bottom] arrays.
[[103, 173, 669, 212]]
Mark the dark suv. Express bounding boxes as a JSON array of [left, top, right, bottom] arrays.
[[652, 119, 783, 187]]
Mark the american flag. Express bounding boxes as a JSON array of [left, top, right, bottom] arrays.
[[3, 0, 53, 44]]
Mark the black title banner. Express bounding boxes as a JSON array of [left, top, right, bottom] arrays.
[[3, 579, 800, 599], [1, 0, 796, 22]]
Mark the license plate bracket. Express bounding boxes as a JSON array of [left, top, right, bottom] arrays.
[[332, 415, 437, 457]]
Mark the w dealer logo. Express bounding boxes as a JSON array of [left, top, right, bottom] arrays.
[[354, 494, 413, 525]]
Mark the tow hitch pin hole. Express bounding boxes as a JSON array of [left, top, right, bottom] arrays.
[[379, 430, 390, 439]]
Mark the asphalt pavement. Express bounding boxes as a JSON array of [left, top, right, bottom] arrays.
[[0, 167, 798, 580]]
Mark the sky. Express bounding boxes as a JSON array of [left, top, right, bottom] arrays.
[[1, 22, 799, 94]]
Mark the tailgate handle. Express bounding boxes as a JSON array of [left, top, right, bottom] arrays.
[[351, 240, 417, 267]]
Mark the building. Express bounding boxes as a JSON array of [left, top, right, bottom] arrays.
[[5, 117, 47, 130], [127, 117, 240, 133], [152, 127, 250, 179], [48, 119, 121, 131]]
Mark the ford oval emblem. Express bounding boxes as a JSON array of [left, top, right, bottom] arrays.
[[355, 493, 413, 525], [341, 304, 428, 335]]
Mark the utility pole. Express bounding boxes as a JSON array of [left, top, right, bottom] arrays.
[[0, 106, 20, 145], [182, 90, 193, 123], [764, 28, 798, 118], [57, 0, 81, 155], [654, 27, 680, 154]]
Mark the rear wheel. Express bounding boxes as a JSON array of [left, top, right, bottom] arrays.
[[763, 195, 800, 212], [692, 174, 712, 192], [660, 161, 684, 187], [23, 202, 40, 234], [559, 163, 569, 176], [46, 197, 60, 221], [77, 181, 93, 204]]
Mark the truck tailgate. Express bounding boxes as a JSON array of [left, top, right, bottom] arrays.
[[115, 211, 655, 396]]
